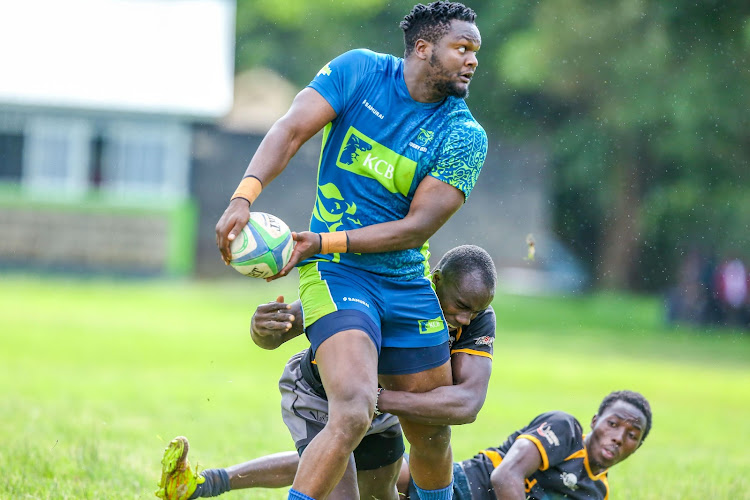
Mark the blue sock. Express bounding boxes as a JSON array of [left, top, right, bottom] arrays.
[[288, 488, 316, 500], [189, 468, 231, 498], [413, 480, 454, 500]]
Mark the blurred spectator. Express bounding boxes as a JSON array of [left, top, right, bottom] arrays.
[[714, 258, 750, 328], [666, 248, 716, 325]]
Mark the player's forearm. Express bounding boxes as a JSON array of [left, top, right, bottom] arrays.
[[491, 469, 528, 500], [345, 218, 440, 254], [492, 477, 527, 500], [377, 385, 482, 425], [241, 118, 306, 187], [226, 451, 299, 489]]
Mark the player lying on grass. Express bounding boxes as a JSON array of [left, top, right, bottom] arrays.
[[156, 245, 497, 499], [403, 389, 652, 499], [158, 390, 650, 500]]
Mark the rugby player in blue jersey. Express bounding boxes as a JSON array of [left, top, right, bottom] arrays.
[[212, 3, 487, 500], [156, 246, 497, 499]]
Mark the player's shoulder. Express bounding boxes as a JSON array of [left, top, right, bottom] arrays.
[[463, 306, 496, 339], [529, 410, 583, 436], [442, 98, 485, 128], [329, 48, 398, 74], [435, 98, 487, 148], [477, 305, 496, 324]]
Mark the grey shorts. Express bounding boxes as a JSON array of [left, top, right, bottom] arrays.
[[279, 350, 404, 470]]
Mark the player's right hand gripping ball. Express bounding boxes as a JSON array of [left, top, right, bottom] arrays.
[[230, 212, 293, 278]]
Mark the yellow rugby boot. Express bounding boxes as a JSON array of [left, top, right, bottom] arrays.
[[155, 436, 205, 500]]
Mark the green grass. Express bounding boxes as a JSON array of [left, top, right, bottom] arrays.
[[1, 275, 748, 499]]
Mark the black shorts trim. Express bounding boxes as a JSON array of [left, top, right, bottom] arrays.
[[378, 342, 450, 375], [306, 309, 381, 355]]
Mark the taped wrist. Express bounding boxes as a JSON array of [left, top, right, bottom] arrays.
[[320, 231, 349, 254], [231, 175, 263, 204]]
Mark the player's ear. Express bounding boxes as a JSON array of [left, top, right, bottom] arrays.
[[432, 269, 442, 287], [590, 414, 598, 430], [413, 38, 431, 61]]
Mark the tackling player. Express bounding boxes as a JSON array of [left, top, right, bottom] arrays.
[[410, 390, 653, 499], [156, 387, 650, 500], [156, 245, 497, 499], [214, 3, 487, 499]]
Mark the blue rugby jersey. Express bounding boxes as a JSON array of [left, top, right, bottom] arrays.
[[304, 49, 487, 280]]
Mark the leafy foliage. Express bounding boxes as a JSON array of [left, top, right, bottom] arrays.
[[234, 0, 750, 290]]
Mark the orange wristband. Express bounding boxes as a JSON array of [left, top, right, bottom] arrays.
[[231, 175, 263, 204], [320, 231, 348, 254]]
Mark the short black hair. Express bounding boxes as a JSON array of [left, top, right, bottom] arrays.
[[598, 390, 653, 443], [400, 1, 477, 56], [435, 244, 496, 293]]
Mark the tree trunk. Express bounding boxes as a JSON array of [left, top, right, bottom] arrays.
[[597, 138, 644, 290]]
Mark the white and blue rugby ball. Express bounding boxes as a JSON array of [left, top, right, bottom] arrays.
[[230, 212, 293, 278]]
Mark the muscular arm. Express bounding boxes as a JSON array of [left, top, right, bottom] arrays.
[[490, 439, 542, 500], [250, 297, 304, 350], [346, 176, 465, 252], [216, 88, 337, 263], [376, 352, 491, 425], [273, 176, 466, 278]]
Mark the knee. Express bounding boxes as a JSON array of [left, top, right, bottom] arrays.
[[407, 424, 451, 451], [328, 396, 376, 443]]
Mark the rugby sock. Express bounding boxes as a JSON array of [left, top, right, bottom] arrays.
[[288, 488, 316, 500], [413, 480, 454, 500], [188, 468, 230, 498]]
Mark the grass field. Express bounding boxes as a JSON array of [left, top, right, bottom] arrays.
[[1, 274, 749, 499]]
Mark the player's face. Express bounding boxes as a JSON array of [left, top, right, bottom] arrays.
[[586, 401, 646, 473], [426, 20, 481, 98], [434, 270, 493, 331]]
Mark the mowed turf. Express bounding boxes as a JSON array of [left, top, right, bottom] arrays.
[[1, 275, 748, 499]]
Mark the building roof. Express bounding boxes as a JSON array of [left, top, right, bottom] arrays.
[[220, 68, 297, 133]]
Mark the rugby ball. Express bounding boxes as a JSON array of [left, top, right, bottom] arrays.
[[230, 212, 293, 278]]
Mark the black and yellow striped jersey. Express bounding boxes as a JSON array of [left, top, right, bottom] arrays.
[[461, 411, 610, 500], [449, 306, 496, 360]]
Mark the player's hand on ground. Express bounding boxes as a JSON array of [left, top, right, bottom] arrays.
[[251, 296, 295, 335], [266, 231, 321, 281], [215, 198, 251, 265]]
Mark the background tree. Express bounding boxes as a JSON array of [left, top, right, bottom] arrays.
[[234, 0, 750, 291]]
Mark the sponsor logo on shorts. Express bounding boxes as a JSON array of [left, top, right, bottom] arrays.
[[419, 317, 445, 334], [536, 422, 560, 446], [308, 410, 328, 424], [342, 296, 370, 308], [474, 335, 494, 346]]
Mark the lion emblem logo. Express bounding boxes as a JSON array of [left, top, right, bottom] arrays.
[[339, 134, 373, 165]]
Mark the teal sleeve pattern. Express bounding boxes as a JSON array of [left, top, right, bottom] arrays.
[[430, 119, 487, 200]]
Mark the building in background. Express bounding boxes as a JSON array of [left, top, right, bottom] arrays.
[[0, 0, 235, 276], [0, 0, 585, 292]]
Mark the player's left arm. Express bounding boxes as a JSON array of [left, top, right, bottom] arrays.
[[489, 439, 542, 500], [271, 176, 465, 279], [376, 351, 491, 425]]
